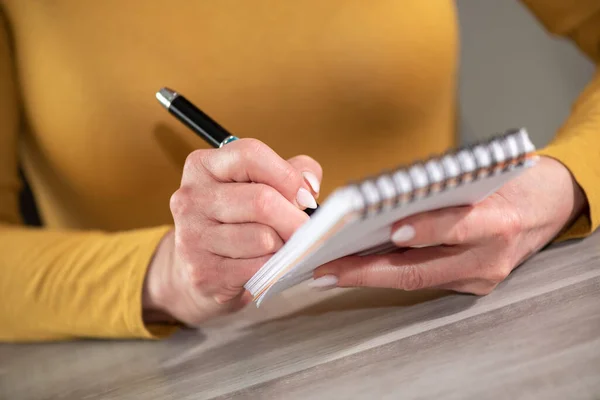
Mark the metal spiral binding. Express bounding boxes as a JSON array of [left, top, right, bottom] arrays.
[[352, 128, 533, 218]]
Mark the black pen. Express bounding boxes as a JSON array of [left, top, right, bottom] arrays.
[[155, 87, 318, 215]]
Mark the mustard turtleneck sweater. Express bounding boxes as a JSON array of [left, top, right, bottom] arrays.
[[1, 0, 599, 341]]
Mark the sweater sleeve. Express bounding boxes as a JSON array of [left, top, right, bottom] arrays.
[[521, 0, 600, 239], [0, 9, 177, 342]]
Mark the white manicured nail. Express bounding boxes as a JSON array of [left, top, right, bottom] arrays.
[[302, 171, 321, 194], [411, 244, 437, 248], [297, 187, 317, 209], [391, 225, 415, 243], [308, 275, 338, 289]]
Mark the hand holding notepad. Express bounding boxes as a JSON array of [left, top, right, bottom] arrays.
[[245, 128, 538, 305]]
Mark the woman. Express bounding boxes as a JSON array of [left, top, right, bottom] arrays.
[[0, 1, 597, 341]]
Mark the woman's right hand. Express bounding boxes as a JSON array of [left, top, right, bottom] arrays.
[[142, 138, 322, 326]]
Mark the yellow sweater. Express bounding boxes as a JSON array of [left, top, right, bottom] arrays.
[[0, 0, 598, 341]]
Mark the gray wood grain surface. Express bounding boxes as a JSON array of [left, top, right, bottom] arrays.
[[1, 233, 599, 400]]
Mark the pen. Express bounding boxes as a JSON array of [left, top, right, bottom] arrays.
[[155, 87, 318, 215]]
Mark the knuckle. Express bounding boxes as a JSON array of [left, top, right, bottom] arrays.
[[496, 207, 523, 243], [353, 267, 369, 287], [468, 249, 511, 285], [280, 164, 300, 187], [183, 149, 207, 175], [252, 186, 277, 218], [487, 263, 512, 284], [397, 265, 425, 291], [170, 187, 193, 217], [256, 227, 280, 253], [453, 220, 470, 243], [240, 138, 266, 160]]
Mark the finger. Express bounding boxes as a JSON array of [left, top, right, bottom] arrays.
[[287, 155, 323, 198], [170, 182, 308, 242], [314, 246, 474, 290], [188, 253, 272, 303], [185, 138, 317, 209], [205, 182, 309, 241], [389, 202, 505, 247], [203, 222, 284, 259]]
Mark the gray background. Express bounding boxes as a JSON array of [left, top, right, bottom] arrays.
[[456, 0, 595, 147]]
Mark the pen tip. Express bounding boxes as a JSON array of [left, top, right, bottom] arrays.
[[156, 87, 177, 109]]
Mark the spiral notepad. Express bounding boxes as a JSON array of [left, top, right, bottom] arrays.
[[245, 128, 538, 305]]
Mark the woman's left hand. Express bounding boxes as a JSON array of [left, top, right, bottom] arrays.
[[312, 156, 587, 295]]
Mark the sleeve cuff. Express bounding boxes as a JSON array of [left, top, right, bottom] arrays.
[[538, 140, 599, 241], [123, 225, 180, 339]]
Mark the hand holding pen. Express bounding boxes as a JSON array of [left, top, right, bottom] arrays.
[[156, 87, 319, 215], [141, 88, 322, 326]]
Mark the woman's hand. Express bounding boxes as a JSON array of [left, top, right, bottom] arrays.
[[143, 138, 322, 326], [312, 156, 587, 295]]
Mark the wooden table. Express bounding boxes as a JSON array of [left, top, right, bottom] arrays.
[[2, 233, 599, 400]]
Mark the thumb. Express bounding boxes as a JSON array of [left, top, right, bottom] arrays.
[[287, 155, 323, 198]]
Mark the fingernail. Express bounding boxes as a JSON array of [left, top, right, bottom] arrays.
[[302, 171, 320, 194], [297, 187, 317, 209], [391, 225, 415, 243], [308, 275, 338, 290]]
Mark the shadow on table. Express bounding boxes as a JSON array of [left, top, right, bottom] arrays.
[[254, 287, 455, 323], [169, 288, 479, 379]]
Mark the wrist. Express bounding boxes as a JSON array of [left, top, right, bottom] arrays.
[[143, 229, 178, 324], [540, 156, 587, 224]]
